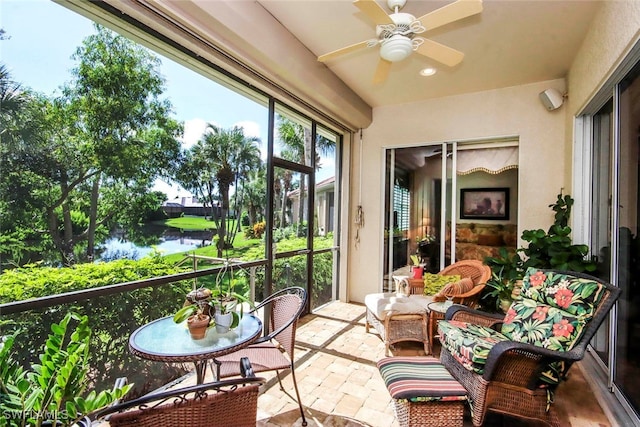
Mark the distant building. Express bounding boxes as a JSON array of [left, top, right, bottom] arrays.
[[162, 195, 216, 218], [288, 176, 335, 235]]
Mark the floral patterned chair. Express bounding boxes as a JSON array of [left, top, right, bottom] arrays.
[[437, 268, 621, 426]]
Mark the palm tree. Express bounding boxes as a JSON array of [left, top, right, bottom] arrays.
[[229, 129, 262, 239], [242, 167, 267, 227], [197, 124, 260, 256], [276, 117, 334, 234], [0, 64, 29, 145]]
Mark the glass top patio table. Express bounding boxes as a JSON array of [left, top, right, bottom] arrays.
[[129, 314, 262, 383]]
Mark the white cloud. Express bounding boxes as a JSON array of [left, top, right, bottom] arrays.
[[181, 119, 263, 150], [233, 120, 261, 139], [152, 178, 191, 200], [181, 118, 215, 149]]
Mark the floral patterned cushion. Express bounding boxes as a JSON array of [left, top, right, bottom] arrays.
[[438, 319, 565, 386], [501, 268, 606, 352], [520, 268, 606, 317], [437, 320, 509, 375], [500, 301, 587, 352]]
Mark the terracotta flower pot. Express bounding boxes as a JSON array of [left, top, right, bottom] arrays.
[[187, 314, 210, 340]]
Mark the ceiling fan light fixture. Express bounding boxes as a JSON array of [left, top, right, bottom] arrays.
[[379, 35, 413, 62]]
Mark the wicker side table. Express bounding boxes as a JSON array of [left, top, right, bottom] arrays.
[[377, 356, 467, 427], [427, 301, 450, 350]]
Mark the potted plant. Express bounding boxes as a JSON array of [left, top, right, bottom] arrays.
[[172, 293, 213, 340], [483, 265, 517, 313], [0, 312, 133, 427], [483, 246, 524, 311], [209, 260, 254, 333], [409, 254, 424, 279], [482, 192, 597, 312], [519, 193, 597, 273]]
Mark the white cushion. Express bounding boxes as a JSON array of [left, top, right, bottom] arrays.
[[364, 293, 433, 320]]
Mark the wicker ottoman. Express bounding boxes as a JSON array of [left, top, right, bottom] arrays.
[[377, 356, 467, 427], [364, 293, 430, 356]]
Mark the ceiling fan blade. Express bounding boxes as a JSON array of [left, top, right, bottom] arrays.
[[353, 0, 394, 25], [372, 59, 392, 84], [415, 39, 464, 67], [417, 0, 483, 32], [318, 40, 372, 62]]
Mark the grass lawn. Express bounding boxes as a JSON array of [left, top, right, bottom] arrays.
[[159, 216, 261, 264], [158, 216, 334, 267], [162, 216, 216, 231]]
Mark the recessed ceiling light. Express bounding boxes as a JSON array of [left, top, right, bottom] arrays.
[[419, 67, 437, 76]]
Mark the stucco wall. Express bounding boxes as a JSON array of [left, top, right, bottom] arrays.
[[348, 79, 567, 303], [565, 1, 640, 197], [568, 1, 640, 114]]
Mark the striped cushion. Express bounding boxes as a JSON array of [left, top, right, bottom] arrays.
[[377, 356, 467, 402]]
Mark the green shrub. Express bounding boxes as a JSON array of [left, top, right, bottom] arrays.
[[0, 255, 193, 399]]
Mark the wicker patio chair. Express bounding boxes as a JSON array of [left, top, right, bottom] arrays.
[[365, 260, 491, 356], [92, 357, 264, 427], [432, 259, 491, 308], [213, 286, 308, 426], [438, 268, 621, 426]]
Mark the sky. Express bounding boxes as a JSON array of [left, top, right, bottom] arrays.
[[0, 0, 333, 199]]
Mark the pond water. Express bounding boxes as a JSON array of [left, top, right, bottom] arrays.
[[97, 224, 213, 261]]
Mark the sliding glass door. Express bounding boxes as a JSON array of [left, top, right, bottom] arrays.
[[586, 57, 640, 420], [383, 141, 518, 291]]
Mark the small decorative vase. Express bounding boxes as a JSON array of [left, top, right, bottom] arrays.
[[412, 266, 424, 279], [215, 312, 233, 334], [187, 314, 210, 340]]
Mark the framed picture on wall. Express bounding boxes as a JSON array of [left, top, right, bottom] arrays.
[[460, 188, 509, 220]]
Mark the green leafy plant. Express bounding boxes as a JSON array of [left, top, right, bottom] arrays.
[[482, 193, 596, 312], [519, 193, 597, 273], [0, 313, 132, 427], [172, 296, 213, 324], [483, 266, 516, 313], [410, 254, 421, 266], [482, 246, 524, 311]]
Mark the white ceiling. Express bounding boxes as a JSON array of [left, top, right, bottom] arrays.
[[257, 0, 601, 108]]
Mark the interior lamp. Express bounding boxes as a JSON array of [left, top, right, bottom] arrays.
[[379, 34, 413, 62]]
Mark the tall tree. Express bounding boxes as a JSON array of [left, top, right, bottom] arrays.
[[0, 66, 49, 265], [229, 129, 262, 238], [276, 117, 334, 234], [242, 167, 267, 226], [63, 24, 182, 263], [177, 124, 260, 256], [1, 25, 182, 265]]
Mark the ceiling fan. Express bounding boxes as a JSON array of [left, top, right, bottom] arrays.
[[318, 0, 483, 84]]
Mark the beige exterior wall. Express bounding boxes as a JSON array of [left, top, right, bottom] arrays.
[[565, 1, 640, 191], [347, 79, 567, 303], [568, 1, 640, 115]]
